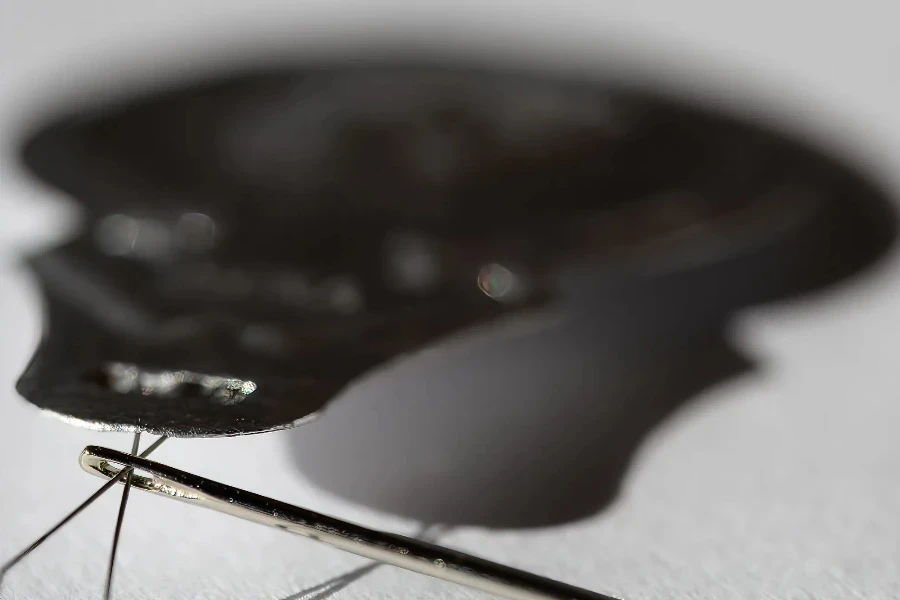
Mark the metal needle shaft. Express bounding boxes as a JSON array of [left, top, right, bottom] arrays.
[[81, 446, 620, 600]]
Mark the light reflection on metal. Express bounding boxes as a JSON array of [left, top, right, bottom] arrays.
[[158, 263, 366, 314], [105, 363, 257, 404], [384, 232, 441, 294], [95, 212, 218, 260], [477, 263, 526, 303], [94, 214, 141, 256], [95, 214, 171, 260], [320, 276, 364, 315], [173, 212, 218, 253]]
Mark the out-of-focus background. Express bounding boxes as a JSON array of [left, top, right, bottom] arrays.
[[1, 2, 899, 600]]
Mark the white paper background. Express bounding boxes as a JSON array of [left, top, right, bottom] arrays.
[[1, 2, 899, 599]]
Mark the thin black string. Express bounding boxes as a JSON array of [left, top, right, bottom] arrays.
[[0, 435, 167, 587], [103, 432, 141, 600]]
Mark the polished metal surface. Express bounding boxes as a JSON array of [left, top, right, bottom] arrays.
[[80, 445, 619, 600]]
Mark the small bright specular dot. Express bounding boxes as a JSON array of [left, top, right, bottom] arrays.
[[477, 263, 515, 299]]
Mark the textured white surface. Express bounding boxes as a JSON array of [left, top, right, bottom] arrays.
[[2, 2, 900, 599]]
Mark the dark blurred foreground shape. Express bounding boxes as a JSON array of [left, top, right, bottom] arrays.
[[14, 51, 896, 526]]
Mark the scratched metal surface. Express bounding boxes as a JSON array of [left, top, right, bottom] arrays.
[[2, 2, 900, 600]]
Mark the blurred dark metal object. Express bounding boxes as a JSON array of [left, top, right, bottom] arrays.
[[15, 59, 895, 436]]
